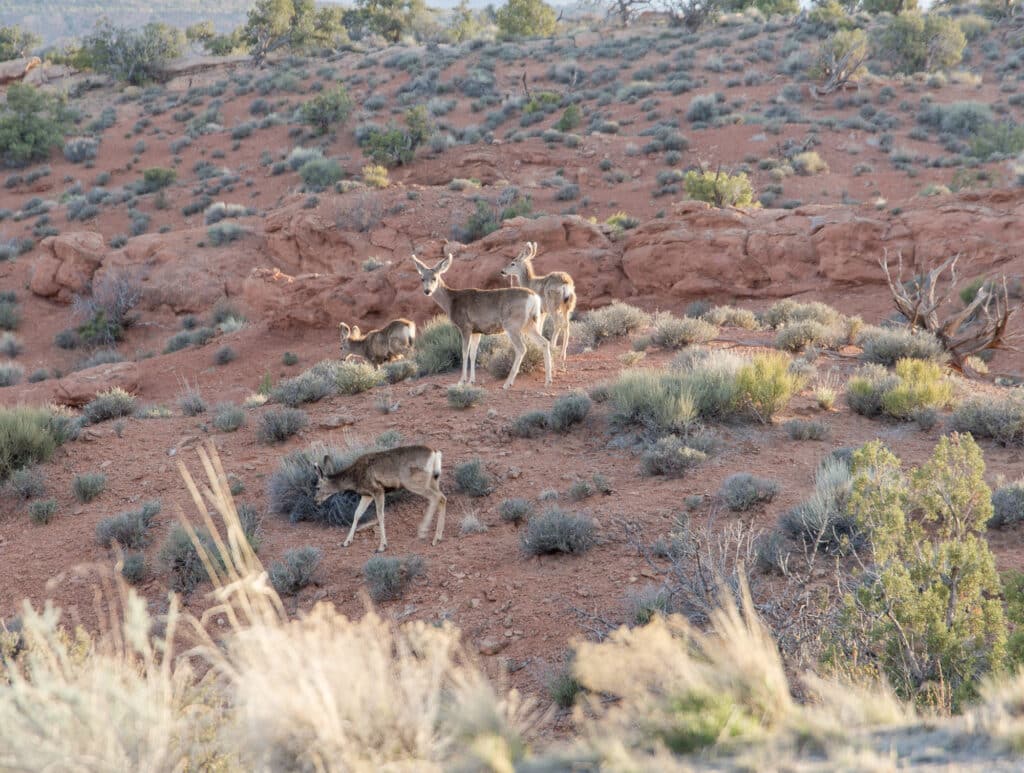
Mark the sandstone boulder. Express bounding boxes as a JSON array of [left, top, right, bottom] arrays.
[[49, 362, 140, 408], [29, 232, 106, 301]]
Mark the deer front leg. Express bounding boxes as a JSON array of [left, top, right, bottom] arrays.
[[525, 326, 553, 386], [503, 331, 527, 390], [373, 490, 388, 552], [432, 491, 447, 546], [468, 333, 482, 384], [458, 332, 471, 385], [343, 495, 374, 548]]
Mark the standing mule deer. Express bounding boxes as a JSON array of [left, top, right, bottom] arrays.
[[314, 445, 446, 553], [339, 319, 416, 365], [500, 241, 576, 365], [411, 252, 553, 389]]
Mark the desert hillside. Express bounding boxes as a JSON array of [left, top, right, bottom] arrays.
[[3, 3, 1024, 768]]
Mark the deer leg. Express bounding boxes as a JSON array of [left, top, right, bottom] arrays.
[[458, 330, 471, 385], [560, 311, 571, 364], [503, 330, 527, 389], [373, 490, 388, 552], [343, 495, 374, 548], [525, 325, 553, 386], [468, 333, 483, 384], [432, 488, 447, 546]]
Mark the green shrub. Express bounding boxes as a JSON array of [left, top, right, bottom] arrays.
[[270, 369, 333, 407], [159, 523, 212, 594], [500, 498, 534, 524], [299, 158, 343, 189], [0, 407, 67, 480], [774, 321, 841, 352], [720, 473, 780, 511], [951, 394, 1024, 446], [784, 418, 829, 441], [382, 359, 418, 383], [207, 222, 248, 246], [521, 508, 597, 555], [0, 300, 20, 330], [120, 552, 146, 584], [482, 337, 544, 379], [990, 482, 1024, 528], [214, 346, 237, 366], [549, 391, 591, 433], [83, 20, 184, 85], [28, 498, 57, 525], [447, 384, 484, 409], [212, 403, 245, 432], [178, 388, 207, 417], [95, 500, 161, 549], [650, 314, 718, 349], [415, 317, 463, 375], [495, 0, 557, 39], [510, 410, 550, 438], [608, 369, 697, 435], [364, 554, 424, 602], [848, 359, 952, 420], [735, 352, 803, 423], [832, 435, 1005, 711], [269, 546, 322, 595], [871, 12, 966, 76], [8, 466, 44, 500], [627, 585, 674, 626], [454, 458, 493, 497], [556, 104, 581, 132], [300, 86, 353, 135], [703, 305, 759, 329], [258, 407, 308, 444], [762, 300, 843, 329], [683, 169, 754, 207], [141, 166, 176, 193], [779, 457, 857, 555], [641, 435, 708, 478], [72, 472, 106, 503], [82, 387, 136, 424], [578, 302, 651, 348], [0, 362, 22, 386], [547, 660, 583, 708], [333, 361, 386, 395], [0, 84, 71, 167]]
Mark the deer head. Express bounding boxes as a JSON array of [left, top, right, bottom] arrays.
[[499, 241, 538, 281], [411, 253, 453, 297]]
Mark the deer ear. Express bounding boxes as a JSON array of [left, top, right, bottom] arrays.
[[410, 254, 427, 272], [438, 253, 453, 273], [351, 325, 361, 337], [339, 322, 350, 339]]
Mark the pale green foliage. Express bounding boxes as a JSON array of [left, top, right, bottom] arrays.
[[833, 435, 1006, 711], [871, 12, 966, 75], [495, 0, 557, 39], [82, 20, 185, 85], [0, 84, 71, 167], [683, 169, 754, 208], [847, 359, 952, 420], [0, 25, 39, 61], [813, 28, 868, 84], [300, 86, 353, 135], [244, 0, 348, 63]]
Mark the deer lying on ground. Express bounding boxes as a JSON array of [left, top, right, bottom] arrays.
[[411, 252, 552, 389], [500, 241, 576, 364], [339, 319, 416, 365], [314, 445, 446, 553]]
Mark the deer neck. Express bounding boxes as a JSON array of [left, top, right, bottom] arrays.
[[520, 260, 539, 283], [430, 281, 455, 317]]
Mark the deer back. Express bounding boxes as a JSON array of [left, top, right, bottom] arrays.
[[325, 445, 436, 494], [448, 286, 539, 335]]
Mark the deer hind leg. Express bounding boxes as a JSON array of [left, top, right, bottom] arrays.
[[559, 308, 571, 364], [467, 333, 483, 384], [415, 479, 447, 546], [373, 489, 388, 552], [503, 328, 528, 389], [524, 322, 553, 387], [343, 495, 374, 548]]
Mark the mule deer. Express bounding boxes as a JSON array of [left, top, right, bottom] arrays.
[[500, 241, 576, 364], [314, 445, 446, 553], [339, 319, 416, 365], [411, 252, 553, 389]]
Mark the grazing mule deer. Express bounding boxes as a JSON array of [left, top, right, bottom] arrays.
[[339, 319, 416, 365], [411, 252, 553, 389], [499, 241, 576, 364], [314, 445, 446, 553]]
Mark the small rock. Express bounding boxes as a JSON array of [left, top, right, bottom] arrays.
[[477, 637, 509, 655], [470, 598, 482, 609], [320, 414, 355, 429], [507, 467, 522, 480]]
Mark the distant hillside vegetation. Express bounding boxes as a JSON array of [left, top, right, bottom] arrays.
[[0, 1, 254, 45]]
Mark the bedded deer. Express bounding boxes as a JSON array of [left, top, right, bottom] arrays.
[[339, 319, 416, 365], [499, 241, 576, 364], [313, 445, 446, 553], [411, 252, 553, 389]]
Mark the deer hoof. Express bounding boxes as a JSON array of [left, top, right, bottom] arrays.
[[342, 539, 353, 548], [432, 536, 442, 546], [417, 529, 428, 540], [376, 544, 388, 553]]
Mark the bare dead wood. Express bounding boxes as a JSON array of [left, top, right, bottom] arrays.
[[880, 250, 1018, 373], [811, 46, 869, 98]]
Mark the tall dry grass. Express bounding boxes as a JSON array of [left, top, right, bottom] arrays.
[[1, 442, 1022, 769]]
